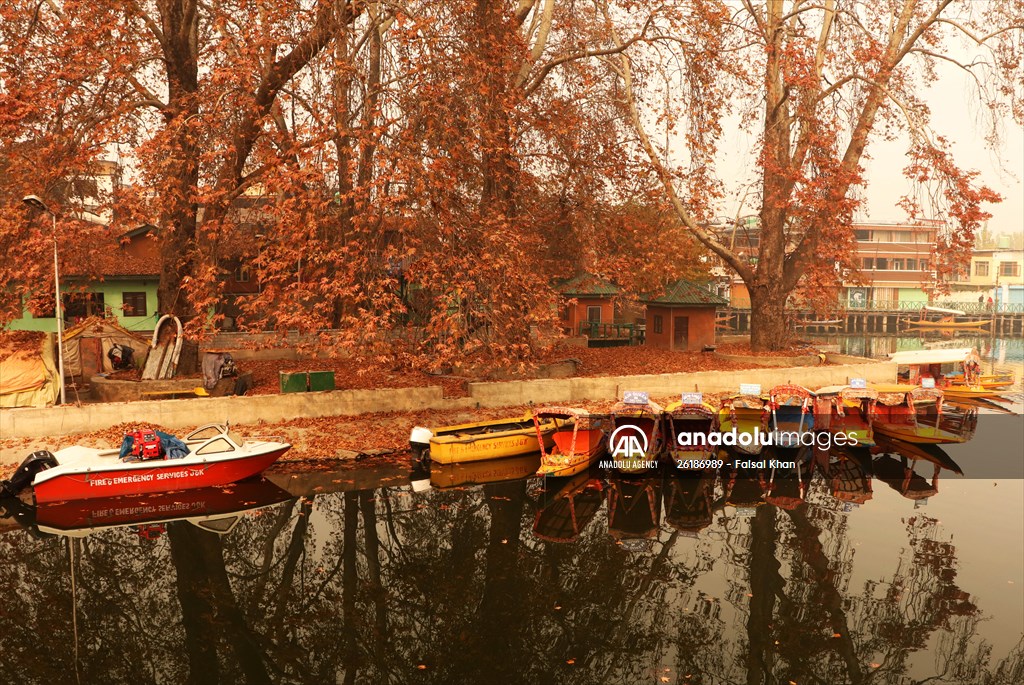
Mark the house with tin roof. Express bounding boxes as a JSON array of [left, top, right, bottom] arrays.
[[555, 272, 621, 338], [642, 279, 727, 351]]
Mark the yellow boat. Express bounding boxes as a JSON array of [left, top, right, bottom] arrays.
[[418, 414, 561, 464]]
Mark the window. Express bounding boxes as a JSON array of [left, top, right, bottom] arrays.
[[862, 257, 874, 270], [975, 261, 990, 277], [999, 262, 1020, 278], [855, 229, 871, 241], [905, 259, 917, 270], [653, 315, 663, 334], [587, 305, 602, 323], [920, 259, 929, 271], [235, 265, 251, 282], [122, 292, 147, 317], [63, 292, 105, 321], [891, 259, 903, 270], [196, 438, 235, 455], [875, 258, 889, 270]]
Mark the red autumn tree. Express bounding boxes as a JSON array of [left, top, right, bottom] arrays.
[[614, 0, 1017, 350]]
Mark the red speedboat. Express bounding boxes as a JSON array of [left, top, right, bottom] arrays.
[[3, 424, 290, 504]]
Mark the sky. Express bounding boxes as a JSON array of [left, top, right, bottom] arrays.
[[705, 36, 1024, 239]]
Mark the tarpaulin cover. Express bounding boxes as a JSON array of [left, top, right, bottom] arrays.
[[62, 317, 150, 376], [0, 333, 59, 408]]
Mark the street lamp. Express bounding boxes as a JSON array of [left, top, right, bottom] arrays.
[[23, 195, 66, 405]]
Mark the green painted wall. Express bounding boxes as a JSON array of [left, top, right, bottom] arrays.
[[897, 288, 929, 304], [6, 280, 159, 333]]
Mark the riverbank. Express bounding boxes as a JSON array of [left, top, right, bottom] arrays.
[[0, 355, 894, 466]]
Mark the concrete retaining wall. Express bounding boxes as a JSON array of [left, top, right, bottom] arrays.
[[0, 361, 895, 442]]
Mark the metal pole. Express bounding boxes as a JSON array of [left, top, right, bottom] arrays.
[[53, 211, 66, 405]]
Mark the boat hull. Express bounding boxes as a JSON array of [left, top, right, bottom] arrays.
[[33, 448, 288, 504], [429, 417, 558, 464]]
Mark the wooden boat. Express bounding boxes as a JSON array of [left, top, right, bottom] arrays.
[[870, 386, 967, 444], [430, 453, 541, 489], [532, 474, 604, 543], [814, 385, 878, 447], [887, 347, 1007, 399], [718, 389, 769, 455], [767, 384, 815, 449], [414, 414, 561, 465], [1, 424, 290, 504], [608, 392, 664, 474], [663, 392, 719, 466], [902, 305, 990, 330], [534, 407, 608, 478]]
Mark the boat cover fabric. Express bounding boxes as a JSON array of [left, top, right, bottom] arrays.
[[0, 333, 59, 408]]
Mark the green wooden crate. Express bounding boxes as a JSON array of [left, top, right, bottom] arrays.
[[279, 371, 308, 393], [308, 371, 336, 392]]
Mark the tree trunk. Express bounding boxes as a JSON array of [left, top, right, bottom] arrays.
[[748, 278, 791, 351]]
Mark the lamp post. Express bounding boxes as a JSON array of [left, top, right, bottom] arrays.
[[23, 195, 66, 405]]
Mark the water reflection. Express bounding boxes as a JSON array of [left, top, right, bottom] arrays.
[[1, 428, 1022, 684]]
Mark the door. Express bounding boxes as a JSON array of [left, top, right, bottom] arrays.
[[80, 337, 103, 378], [673, 316, 689, 350]]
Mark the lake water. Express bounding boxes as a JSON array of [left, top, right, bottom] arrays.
[[0, 336, 1021, 684]]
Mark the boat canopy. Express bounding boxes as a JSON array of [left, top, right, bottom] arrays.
[[611, 399, 664, 416], [888, 348, 980, 366], [768, 384, 814, 406], [839, 387, 879, 401], [533, 406, 590, 420], [725, 394, 766, 409], [923, 305, 967, 315]]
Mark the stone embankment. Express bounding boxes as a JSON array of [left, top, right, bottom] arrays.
[[0, 354, 893, 451]]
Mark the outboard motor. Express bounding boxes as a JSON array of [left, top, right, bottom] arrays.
[[409, 426, 432, 464], [1, 451, 59, 498]]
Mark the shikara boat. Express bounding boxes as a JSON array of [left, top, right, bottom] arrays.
[[1, 424, 290, 504], [888, 347, 1006, 399], [663, 392, 719, 467], [608, 392, 664, 474], [902, 306, 990, 330], [718, 389, 769, 455], [532, 473, 604, 543], [534, 407, 609, 478], [767, 384, 815, 449], [870, 386, 968, 444], [814, 385, 878, 447], [410, 413, 561, 465]]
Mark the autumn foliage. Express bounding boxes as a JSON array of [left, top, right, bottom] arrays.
[[1, 0, 1019, 360]]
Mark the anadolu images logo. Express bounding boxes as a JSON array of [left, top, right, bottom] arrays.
[[608, 425, 649, 459]]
